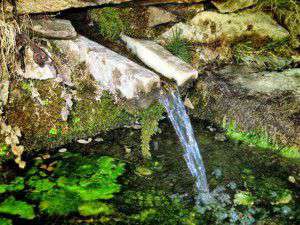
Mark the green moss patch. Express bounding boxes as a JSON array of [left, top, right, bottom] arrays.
[[223, 118, 300, 160]]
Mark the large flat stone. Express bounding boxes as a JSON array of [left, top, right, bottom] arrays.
[[54, 35, 161, 99], [161, 10, 289, 44], [190, 66, 300, 151], [121, 35, 198, 86], [31, 19, 77, 39], [4, 0, 131, 14], [4, 0, 204, 14]]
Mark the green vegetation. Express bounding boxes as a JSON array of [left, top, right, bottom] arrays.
[[257, 0, 300, 47], [0, 153, 125, 223], [165, 29, 192, 63], [233, 39, 294, 70], [223, 118, 300, 160], [88, 7, 129, 41], [139, 103, 165, 158]]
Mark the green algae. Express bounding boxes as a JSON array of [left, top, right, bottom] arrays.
[[0, 196, 35, 220], [139, 103, 165, 159], [0, 152, 125, 223], [222, 118, 300, 160]]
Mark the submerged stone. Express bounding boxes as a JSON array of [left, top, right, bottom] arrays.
[[121, 34, 198, 86], [31, 19, 77, 39], [161, 10, 289, 44]]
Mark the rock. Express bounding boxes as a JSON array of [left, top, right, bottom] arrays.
[[190, 66, 300, 153], [58, 148, 67, 153], [147, 7, 177, 27], [121, 34, 198, 86], [31, 19, 77, 39], [212, 0, 257, 13], [195, 45, 232, 67], [140, 0, 204, 5], [161, 10, 289, 44], [162, 3, 204, 17], [214, 133, 227, 142], [17, 47, 57, 80], [53, 35, 160, 99], [184, 97, 194, 109], [77, 138, 92, 144], [95, 137, 104, 142], [0, 81, 9, 107], [4, 0, 131, 14]]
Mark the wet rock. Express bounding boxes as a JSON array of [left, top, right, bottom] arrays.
[[147, 7, 177, 27], [31, 19, 77, 39], [121, 34, 198, 86], [212, 0, 257, 13], [161, 10, 289, 44], [53, 35, 161, 99], [190, 66, 300, 151]]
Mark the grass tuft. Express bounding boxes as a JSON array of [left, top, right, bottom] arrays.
[[165, 28, 192, 63]]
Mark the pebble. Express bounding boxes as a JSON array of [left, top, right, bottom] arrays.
[[77, 138, 92, 144], [207, 125, 217, 132], [95, 137, 104, 142], [42, 154, 50, 159], [214, 133, 227, 142], [58, 148, 67, 153], [288, 176, 296, 184]]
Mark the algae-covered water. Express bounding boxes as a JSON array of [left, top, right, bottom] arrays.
[[0, 120, 299, 225]]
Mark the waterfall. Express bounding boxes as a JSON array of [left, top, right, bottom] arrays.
[[160, 88, 210, 203]]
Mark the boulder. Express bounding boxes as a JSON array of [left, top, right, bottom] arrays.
[[190, 66, 300, 155], [212, 0, 257, 13], [1, 34, 162, 153], [121, 34, 198, 86], [31, 19, 77, 39], [161, 10, 289, 44], [147, 7, 177, 27]]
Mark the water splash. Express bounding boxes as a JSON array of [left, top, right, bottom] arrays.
[[160, 88, 209, 203]]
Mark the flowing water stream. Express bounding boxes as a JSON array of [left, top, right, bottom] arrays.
[[159, 88, 210, 203]]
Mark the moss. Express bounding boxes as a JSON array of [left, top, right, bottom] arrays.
[[222, 118, 300, 160], [0, 196, 35, 220], [88, 7, 129, 41], [233, 39, 295, 70], [257, 0, 300, 47], [139, 103, 165, 159], [165, 28, 192, 63]]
